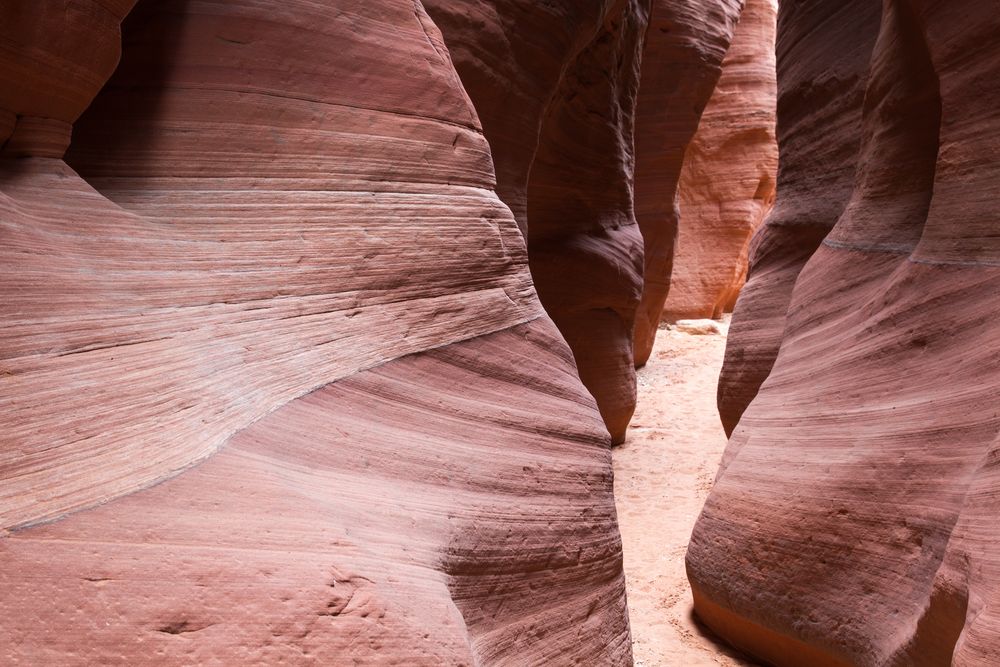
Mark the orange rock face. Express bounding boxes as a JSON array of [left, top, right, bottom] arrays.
[[632, 0, 743, 367], [692, 0, 1000, 664], [1, 1, 630, 662], [664, 0, 777, 323]]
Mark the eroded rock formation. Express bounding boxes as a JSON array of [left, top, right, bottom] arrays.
[[424, 0, 649, 442], [632, 0, 743, 367], [0, 1, 630, 662], [715, 0, 882, 435], [692, 0, 1000, 664], [664, 0, 777, 323]]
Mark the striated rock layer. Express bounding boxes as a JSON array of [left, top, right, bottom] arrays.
[[715, 0, 881, 435], [1, 1, 631, 662], [424, 0, 649, 442], [664, 0, 777, 323], [4, 0, 536, 532], [2, 323, 629, 665], [692, 0, 1000, 665], [631, 0, 743, 367]]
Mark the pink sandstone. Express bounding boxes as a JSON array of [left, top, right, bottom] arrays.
[[424, 0, 649, 442], [0, 1, 636, 662], [632, 0, 743, 367], [715, 0, 881, 435], [692, 0, 1000, 664]]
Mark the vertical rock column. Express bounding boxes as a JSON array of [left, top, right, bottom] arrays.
[[715, 0, 882, 434], [631, 0, 743, 367], [426, 0, 651, 443], [432, 0, 759, 436], [526, 0, 649, 443]]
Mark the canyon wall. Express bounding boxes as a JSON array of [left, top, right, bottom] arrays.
[[664, 0, 777, 323], [715, 0, 882, 435], [692, 0, 1000, 665], [632, 0, 743, 366], [0, 1, 632, 662], [424, 0, 649, 443], [425, 0, 750, 437]]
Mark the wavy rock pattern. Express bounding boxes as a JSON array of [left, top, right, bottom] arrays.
[[1, 1, 631, 662], [4, 0, 538, 531], [2, 323, 628, 664], [665, 0, 777, 323], [691, 0, 1000, 664], [424, 0, 649, 442], [715, 0, 883, 434], [632, 0, 743, 367]]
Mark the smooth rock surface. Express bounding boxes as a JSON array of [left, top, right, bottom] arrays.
[[665, 0, 777, 323], [692, 1, 1000, 664], [715, 0, 882, 435], [425, 0, 649, 443], [1, 1, 631, 663], [632, 0, 743, 367]]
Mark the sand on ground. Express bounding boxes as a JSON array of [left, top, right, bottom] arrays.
[[614, 319, 756, 667]]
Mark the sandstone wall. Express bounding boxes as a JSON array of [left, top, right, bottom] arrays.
[[424, 0, 754, 439], [664, 0, 777, 323], [425, 0, 752, 428], [716, 0, 882, 434], [0, 1, 630, 662], [692, 0, 1000, 664], [632, 0, 743, 367], [423, 0, 648, 442]]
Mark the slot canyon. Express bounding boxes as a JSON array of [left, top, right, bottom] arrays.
[[1, 0, 998, 665]]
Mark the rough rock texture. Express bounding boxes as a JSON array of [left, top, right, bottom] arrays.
[[424, 0, 649, 443], [664, 0, 777, 323], [632, 0, 743, 367], [692, 0, 1000, 665], [0, 1, 630, 662]]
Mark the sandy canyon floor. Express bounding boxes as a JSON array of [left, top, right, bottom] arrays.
[[614, 319, 756, 666]]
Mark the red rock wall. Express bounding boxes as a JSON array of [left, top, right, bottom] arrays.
[[427, 0, 758, 428], [429, 1, 752, 417], [2, 323, 629, 665], [424, 0, 649, 442], [3, 0, 538, 532], [525, 1, 649, 445], [632, 0, 743, 367], [0, 1, 630, 662], [664, 0, 777, 323], [715, 0, 883, 435], [0, 0, 137, 154], [691, 0, 1000, 664]]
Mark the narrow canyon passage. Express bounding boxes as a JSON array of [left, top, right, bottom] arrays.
[[614, 319, 754, 666], [8, 0, 1000, 664]]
